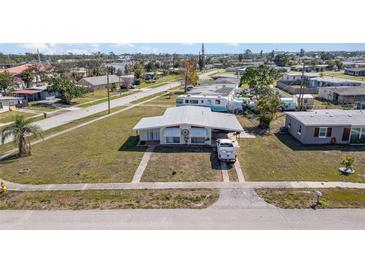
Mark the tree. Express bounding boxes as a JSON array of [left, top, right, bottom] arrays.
[[238, 54, 243, 63], [239, 65, 281, 95], [182, 58, 199, 92], [274, 53, 290, 67], [20, 67, 35, 88], [132, 63, 145, 79], [47, 78, 87, 104], [300, 48, 305, 57], [257, 93, 281, 129], [1, 115, 43, 157], [0, 71, 15, 95], [244, 49, 253, 59]]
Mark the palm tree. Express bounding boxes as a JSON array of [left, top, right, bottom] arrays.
[[1, 115, 43, 157]]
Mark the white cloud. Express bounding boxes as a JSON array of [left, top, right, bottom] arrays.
[[225, 43, 240, 47], [20, 43, 56, 54], [113, 43, 135, 48], [138, 46, 160, 54]]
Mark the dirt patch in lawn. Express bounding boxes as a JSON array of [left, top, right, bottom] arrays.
[[0, 189, 219, 210], [141, 146, 223, 182], [256, 188, 365, 209]]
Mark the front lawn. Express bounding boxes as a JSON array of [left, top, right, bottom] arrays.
[[26, 103, 58, 112], [0, 189, 219, 210], [237, 115, 365, 182], [0, 111, 37, 124], [143, 90, 184, 106], [141, 146, 223, 182], [0, 106, 165, 184], [322, 71, 365, 83], [256, 188, 365, 208]]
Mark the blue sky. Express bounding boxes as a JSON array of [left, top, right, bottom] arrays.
[[1, 43, 365, 55]]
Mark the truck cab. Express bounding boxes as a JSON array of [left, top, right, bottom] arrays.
[[216, 139, 236, 163]]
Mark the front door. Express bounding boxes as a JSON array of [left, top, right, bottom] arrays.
[[342, 128, 351, 142]]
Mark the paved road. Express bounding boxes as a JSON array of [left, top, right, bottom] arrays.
[[2, 70, 218, 144], [1, 188, 365, 229]]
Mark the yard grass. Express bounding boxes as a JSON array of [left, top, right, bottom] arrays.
[[135, 74, 183, 89], [72, 89, 132, 107], [0, 105, 165, 184], [142, 90, 184, 106], [237, 114, 365, 182], [26, 103, 58, 112], [141, 146, 222, 182], [256, 188, 365, 208], [0, 111, 37, 124], [322, 71, 365, 82], [0, 106, 126, 155], [0, 189, 219, 210]]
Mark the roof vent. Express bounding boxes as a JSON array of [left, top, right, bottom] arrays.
[[348, 114, 352, 117]]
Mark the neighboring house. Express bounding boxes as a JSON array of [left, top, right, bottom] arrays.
[[290, 65, 314, 72], [133, 106, 243, 145], [344, 68, 365, 76], [119, 75, 135, 88], [285, 109, 365, 145], [0, 63, 53, 88], [318, 86, 365, 105], [14, 86, 56, 102], [293, 94, 314, 109], [176, 77, 240, 112], [280, 72, 319, 85], [0, 96, 26, 113], [307, 76, 362, 88], [78, 75, 121, 91]]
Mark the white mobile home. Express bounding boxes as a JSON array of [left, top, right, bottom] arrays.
[[133, 106, 243, 145]]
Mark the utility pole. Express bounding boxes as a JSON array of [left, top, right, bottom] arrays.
[[36, 48, 41, 86], [106, 66, 111, 114], [298, 62, 305, 111]]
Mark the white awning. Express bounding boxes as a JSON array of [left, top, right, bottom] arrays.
[[190, 128, 206, 137], [163, 127, 180, 137]]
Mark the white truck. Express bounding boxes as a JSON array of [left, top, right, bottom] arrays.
[[216, 139, 237, 163]]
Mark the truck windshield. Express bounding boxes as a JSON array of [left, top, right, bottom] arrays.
[[220, 143, 233, 147]]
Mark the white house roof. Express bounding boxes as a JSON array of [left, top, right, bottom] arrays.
[[310, 76, 362, 84], [286, 109, 365, 127], [133, 106, 244, 132], [80, 75, 120, 86]]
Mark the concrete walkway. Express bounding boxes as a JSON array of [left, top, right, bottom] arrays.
[[234, 159, 245, 183], [131, 146, 155, 183], [3, 179, 365, 192], [220, 162, 230, 183]]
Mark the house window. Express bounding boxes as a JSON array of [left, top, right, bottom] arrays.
[[185, 100, 189, 104], [166, 137, 180, 144], [215, 99, 221, 105], [297, 125, 302, 135], [189, 100, 199, 104], [176, 99, 183, 105], [191, 137, 205, 144], [319, 127, 328, 138]]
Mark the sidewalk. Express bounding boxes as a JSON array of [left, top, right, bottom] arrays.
[[3, 179, 365, 191]]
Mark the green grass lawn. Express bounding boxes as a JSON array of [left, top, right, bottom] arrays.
[[256, 188, 365, 208], [0, 111, 37, 124], [0, 106, 126, 155], [322, 71, 365, 82], [26, 103, 58, 112], [0, 189, 219, 210], [135, 74, 183, 89], [141, 146, 222, 182], [237, 115, 365, 182], [143, 90, 184, 106], [0, 106, 165, 184]]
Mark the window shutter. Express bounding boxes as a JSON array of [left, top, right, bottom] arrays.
[[314, 128, 319, 137], [326, 128, 332, 137]]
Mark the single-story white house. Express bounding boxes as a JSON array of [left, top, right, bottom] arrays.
[[133, 106, 244, 145], [0, 96, 26, 113]]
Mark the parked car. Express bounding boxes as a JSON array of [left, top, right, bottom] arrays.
[[216, 139, 236, 163], [186, 85, 194, 91]]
